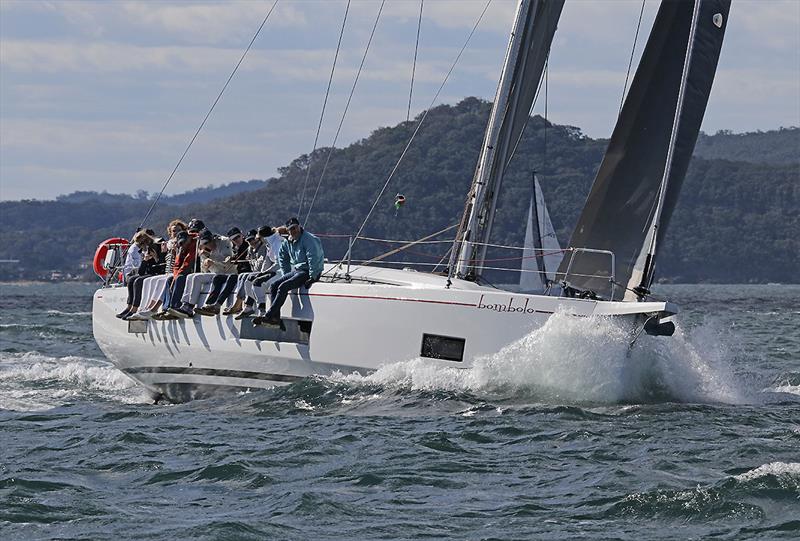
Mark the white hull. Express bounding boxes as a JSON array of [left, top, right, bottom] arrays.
[[92, 265, 677, 402]]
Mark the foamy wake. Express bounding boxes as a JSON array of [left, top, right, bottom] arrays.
[[768, 384, 800, 396], [734, 462, 800, 483], [46, 309, 92, 316], [333, 311, 747, 405], [0, 352, 148, 411]]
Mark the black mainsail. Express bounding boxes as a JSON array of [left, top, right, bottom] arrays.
[[557, 0, 730, 300], [452, 0, 564, 281]]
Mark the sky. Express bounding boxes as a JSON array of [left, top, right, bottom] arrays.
[[1, 0, 798, 201]]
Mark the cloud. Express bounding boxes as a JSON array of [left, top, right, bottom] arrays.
[[1, 0, 798, 200], [0, 39, 327, 76], [0, 38, 503, 90], [1, 0, 308, 44], [732, 0, 800, 51], [382, 0, 515, 32], [118, 1, 308, 43], [1, 0, 512, 46]]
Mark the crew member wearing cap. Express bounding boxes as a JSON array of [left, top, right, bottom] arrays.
[[226, 227, 251, 273], [186, 218, 206, 272], [237, 224, 285, 319], [254, 217, 324, 327], [171, 229, 236, 318], [195, 227, 266, 316]]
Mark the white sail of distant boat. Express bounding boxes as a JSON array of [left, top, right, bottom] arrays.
[[519, 174, 562, 292]]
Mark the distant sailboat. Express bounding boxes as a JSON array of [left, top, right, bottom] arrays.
[[519, 174, 562, 293]]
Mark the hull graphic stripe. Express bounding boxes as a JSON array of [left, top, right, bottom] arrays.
[[301, 292, 557, 314], [125, 366, 305, 383], [302, 292, 478, 307]]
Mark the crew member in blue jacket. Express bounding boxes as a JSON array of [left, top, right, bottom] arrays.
[[255, 217, 324, 326]]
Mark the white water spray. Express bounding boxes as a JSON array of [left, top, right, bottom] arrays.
[[335, 311, 747, 405], [0, 352, 148, 410]]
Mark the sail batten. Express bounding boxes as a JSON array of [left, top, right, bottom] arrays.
[[557, 0, 730, 300]]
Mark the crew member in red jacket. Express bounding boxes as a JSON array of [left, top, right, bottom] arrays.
[[154, 220, 202, 319]]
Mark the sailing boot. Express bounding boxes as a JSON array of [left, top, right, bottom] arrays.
[[222, 298, 243, 316]]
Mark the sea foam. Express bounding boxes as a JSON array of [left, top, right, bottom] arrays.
[[334, 311, 747, 405], [734, 462, 800, 483], [0, 352, 147, 411]]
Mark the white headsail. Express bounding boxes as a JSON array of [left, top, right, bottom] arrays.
[[520, 175, 562, 292]]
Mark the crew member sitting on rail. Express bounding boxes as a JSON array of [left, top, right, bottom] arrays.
[[203, 228, 265, 316], [247, 225, 289, 319], [195, 227, 252, 316], [171, 229, 236, 318], [153, 226, 198, 320], [131, 220, 186, 319], [253, 217, 323, 327], [116, 231, 166, 320], [122, 231, 144, 285]]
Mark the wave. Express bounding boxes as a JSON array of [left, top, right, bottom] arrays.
[[766, 372, 800, 396], [0, 354, 134, 390], [734, 462, 800, 484], [604, 462, 800, 522], [330, 311, 747, 405], [0, 352, 147, 411], [0, 323, 84, 337], [45, 309, 92, 317], [770, 384, 800, 396]]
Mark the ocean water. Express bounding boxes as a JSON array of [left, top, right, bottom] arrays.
[[1, 282, 798, 540]]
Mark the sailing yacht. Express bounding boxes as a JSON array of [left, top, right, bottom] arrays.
[[519, 174, 562, 293], [92, 0, 731, 402]]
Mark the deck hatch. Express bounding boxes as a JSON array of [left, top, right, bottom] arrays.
[[421, 333, 465, 362]]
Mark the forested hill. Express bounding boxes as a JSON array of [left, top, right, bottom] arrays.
[[0, 97, 797, 283], [694, 127, 799, 165], [53, 179, 268, 206]]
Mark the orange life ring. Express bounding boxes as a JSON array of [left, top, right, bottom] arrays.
[[93, 237, 130, 279]]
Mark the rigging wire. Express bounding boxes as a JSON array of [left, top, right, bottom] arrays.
[[297, 0, 351, 218], [619, 0, 647, 116], [431, 245, 453, 273], [363, 223, 457, 265], [345, 0, 493, 259], [407, 0, 424, 122], [543, 58, 548, 171], [136, 0, 280, 231], [303, 0, 386, 225]]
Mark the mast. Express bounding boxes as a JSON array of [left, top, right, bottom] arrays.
[[450, 0, 564, 282]]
